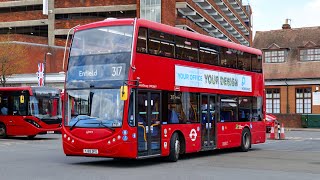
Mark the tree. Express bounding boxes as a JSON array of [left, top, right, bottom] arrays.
[[0, 42, 27, 87]]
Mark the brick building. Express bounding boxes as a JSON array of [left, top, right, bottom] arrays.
[[0, 0, 253, 87], [253, 21, 320, 128]]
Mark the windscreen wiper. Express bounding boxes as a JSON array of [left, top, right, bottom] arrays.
[[84, 121, 115, 132], [69, 116, 88, 131]]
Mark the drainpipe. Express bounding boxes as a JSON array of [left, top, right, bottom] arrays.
[[285, 79, 289, 113]]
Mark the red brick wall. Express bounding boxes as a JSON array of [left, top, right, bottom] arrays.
[[161, 0, 176, 26], [136, 0, 140, 18], [55, 0, 136, 8], [0, 34, 48, 45], [55, 18, 105, 29], [0, 42, 65, 74], [266, 84, 320, 114], [55, 38, 69, 47], [22, 44, 65, 73], [0, 11, 47, 22], [272, 114, 302, 128]]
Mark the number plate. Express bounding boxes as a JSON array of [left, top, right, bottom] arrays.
[[47, 131, 54, 134], [83, 149, 99, 154]]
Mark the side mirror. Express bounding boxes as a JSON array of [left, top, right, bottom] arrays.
[[120, 86, 128, 101]]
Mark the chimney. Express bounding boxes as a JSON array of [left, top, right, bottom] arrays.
[[282, 19, 291, 29]]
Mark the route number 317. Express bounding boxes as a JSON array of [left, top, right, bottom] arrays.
[[112, 66, 122, 76]]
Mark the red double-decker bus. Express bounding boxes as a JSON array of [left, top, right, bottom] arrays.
[[0, 86, 62, 139], [62, 18, 265, 161]]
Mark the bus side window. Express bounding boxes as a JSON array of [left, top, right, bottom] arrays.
[[220, 96, 238, 122], [175, 36, 199, 62], [252, 97, 263, 121], [252, 55, 262, 73], [220, 47, 237, 68], [238, 52, 251, 71], [148, 39, 160, 55], [147, 29, 175, 58], [199, 42, 220, 65], [0, 96, 8, 115], [128, 91, 135, 127], [136, 28, 147, 53], [238, 97, 252, 122], [181, 92, 199, 123], [167, 92, 184, 124]]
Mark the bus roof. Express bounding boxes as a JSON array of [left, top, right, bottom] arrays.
[[0, 86, 60, 96], [0, 86, 33, 95], [74, 18, 261, 56]]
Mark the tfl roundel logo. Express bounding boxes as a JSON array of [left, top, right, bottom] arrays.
[[189, 129, 197, 141], [241, 77, 246, 86]]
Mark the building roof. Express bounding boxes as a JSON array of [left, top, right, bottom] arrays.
[[254, 26, 320, 49], [253, 26, 320, 80]]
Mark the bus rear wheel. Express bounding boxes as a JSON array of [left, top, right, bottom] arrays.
[[240, 128, 251, 152], [0, 123, 7, 138], [168, 132, 180, 162]]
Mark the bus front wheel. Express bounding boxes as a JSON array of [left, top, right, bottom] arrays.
[[240, 128, 251, 152], [0, 123, 7, 138], [168, 132, 180, 162]]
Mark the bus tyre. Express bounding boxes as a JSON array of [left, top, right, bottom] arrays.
[[27, 135, 36, 139], [0, 123, 7, 138], [168, 132, 180, 162], [240, 128, 251, 152]]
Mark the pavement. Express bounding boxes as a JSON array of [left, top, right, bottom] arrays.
[[286, 128, 320, 132]]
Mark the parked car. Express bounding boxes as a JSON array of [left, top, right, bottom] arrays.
[[265, 114, 279, 133]]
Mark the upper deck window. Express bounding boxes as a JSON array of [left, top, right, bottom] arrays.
[[137, 28, 147, 53], [252, 55, 262, 73], [300, 48, 320, 61], [237, 52, 251, 71], [199, 42, 219, 65], [70, 25, 133, 56], [175, 36, 198, 62], [67, 26, 132, 88], [264, 50, 286, 63], [135, 27, 262, 73], [148, 29, 175, 58], [220, 48, 237, 68]]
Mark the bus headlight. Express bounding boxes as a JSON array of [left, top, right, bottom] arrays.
[[25, 119, 42, 128]]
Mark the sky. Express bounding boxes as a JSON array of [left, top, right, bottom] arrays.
[[247, 0, 320, 35]]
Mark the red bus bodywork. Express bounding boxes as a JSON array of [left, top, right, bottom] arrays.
[[62, 18, 265, 160], [0, 86, 62, 138]]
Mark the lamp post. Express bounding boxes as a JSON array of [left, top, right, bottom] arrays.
[[43, 52, 52, 86]]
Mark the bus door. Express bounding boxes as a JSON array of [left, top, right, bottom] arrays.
[[137, 91, 161, 157], [201, 94, 217, 149]]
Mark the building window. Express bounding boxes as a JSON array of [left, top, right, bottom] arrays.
[[300, 48, 320, 61], [266, 89, 280, 113], [140, 0, 161, 23], [296, 88, 312, 113], [264, 50, 286, 63]]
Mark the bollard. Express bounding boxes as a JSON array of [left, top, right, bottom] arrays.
[[269, 122, 275, 140], [277, 123, 281, 140]]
